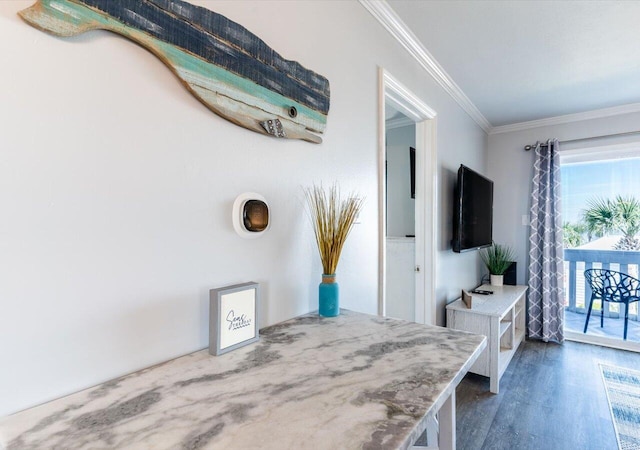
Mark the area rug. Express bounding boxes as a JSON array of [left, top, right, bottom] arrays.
[[600, 364, 640, 450]]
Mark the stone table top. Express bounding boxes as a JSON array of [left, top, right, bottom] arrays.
[[0, 310, 486, 450]]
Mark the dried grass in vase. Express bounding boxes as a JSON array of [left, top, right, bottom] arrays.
[[304, 184, 364, 275]]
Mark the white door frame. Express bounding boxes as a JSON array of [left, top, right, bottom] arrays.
[[378, 68, 437, 325]]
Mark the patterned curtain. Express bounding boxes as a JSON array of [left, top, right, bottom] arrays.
[[528, 139, 564, 343]]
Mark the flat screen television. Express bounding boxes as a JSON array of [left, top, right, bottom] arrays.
[[452, 164, 493, 253]]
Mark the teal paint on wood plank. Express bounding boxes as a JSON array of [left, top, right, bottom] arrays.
[[19, 0, 330, 143]]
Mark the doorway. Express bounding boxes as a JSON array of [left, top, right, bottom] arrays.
[[378, 69, 437, 325], [385, 112, 416, 321]]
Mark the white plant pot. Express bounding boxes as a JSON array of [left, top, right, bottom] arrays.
[[490, 274, 504, 286]]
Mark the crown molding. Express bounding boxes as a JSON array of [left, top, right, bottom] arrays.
[[360, 0, 491, 133], [385, 115, 414, 130], [383, 70, 437, 121], [490, 102, 640, 135]]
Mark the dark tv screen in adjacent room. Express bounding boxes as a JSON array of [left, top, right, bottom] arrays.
[[410, 147, 416, 199], [452, 164, 493, 253]]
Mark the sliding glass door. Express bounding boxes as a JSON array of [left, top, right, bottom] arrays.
[[560, 147, 640, 352]]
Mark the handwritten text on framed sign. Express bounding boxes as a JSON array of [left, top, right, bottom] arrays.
[[209, 282, 260, 356]]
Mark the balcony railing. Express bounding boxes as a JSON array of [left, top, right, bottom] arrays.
[[564, 249, 640, 321]]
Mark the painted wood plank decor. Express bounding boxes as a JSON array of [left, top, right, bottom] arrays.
[[19, 0, 330, 143]]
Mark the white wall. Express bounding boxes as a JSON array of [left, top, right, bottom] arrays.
[[435, 119, 488, 325], [488, 111, 640, 285], [386, 124, 415, 237], [0, 0, 487, 415]]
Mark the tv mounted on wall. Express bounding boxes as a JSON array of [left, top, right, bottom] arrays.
[[452, 164, 493, 253]]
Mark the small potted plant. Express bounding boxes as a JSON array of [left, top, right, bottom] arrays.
[[480, 243, 515, 286]]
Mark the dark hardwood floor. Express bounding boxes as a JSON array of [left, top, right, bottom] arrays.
[[456, 339, 638, 450]]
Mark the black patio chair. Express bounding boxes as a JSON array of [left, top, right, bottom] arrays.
[[583, 269, 640, 340]]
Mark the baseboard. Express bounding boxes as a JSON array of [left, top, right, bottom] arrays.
[[565, 330, 640, 353]]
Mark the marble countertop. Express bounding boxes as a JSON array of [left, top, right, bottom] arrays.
[[0, 310, 486, 450]]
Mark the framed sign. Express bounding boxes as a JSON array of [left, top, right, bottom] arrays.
[[209, 282, 260, 356], [462, 289, 472, 309]]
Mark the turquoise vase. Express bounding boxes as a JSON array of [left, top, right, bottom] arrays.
[[319, 274, 339, 317]]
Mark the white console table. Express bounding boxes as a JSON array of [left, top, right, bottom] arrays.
[[446, 285, 527, 394]]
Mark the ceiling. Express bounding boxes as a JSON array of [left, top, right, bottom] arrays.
[[385, 0, 640, 128], [385, 103, 413, 129]]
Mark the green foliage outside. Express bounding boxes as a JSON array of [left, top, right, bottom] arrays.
[[563, 222, 586, 248], [581, 196, 640, 251]]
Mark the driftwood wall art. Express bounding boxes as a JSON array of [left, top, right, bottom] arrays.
[[19, 0, 330, 143]]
